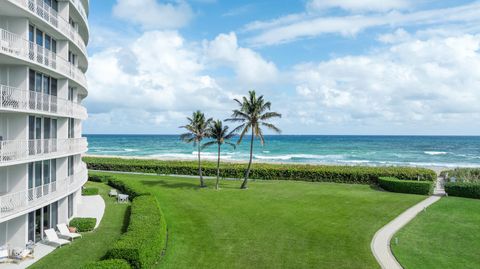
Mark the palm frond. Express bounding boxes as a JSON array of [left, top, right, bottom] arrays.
[[261, 122, 282, 134]]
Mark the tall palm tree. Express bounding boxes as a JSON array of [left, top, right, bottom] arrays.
[[203, 120, 236, 190], [180, 111, 212, 187], [227, 90, 282, 189]]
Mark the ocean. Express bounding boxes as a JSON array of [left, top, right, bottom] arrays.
[[84, 135, 480, 168]]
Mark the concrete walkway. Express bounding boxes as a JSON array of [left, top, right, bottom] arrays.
[[371, 176, 445, 269], [77, 195, 105, 229]]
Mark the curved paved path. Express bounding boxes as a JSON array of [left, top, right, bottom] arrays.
[[371, 176, 445, 269], [77, 195, 106, 229]]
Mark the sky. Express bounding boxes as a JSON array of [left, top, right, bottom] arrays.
[[83, 0, 480, 135]]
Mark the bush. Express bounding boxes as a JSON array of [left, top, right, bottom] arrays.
[[445, 182, 480, 199], [69, 218, 97, 232], [105, 195, 167, 269], [89, 174, 115, 183], [82, 259, 131, 269], [378, 177, 433, 195], [107, 178, 147, 199], [441, 168, 480, 183], [84, 157, 436, 185], [82, 187, 99, 196]]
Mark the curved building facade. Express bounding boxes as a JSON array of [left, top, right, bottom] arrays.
[[0, 0, 89, 247]]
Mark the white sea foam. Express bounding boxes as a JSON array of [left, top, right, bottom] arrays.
[[424, 151, 448, 156]]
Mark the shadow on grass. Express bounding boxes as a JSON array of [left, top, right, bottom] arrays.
[[141, 179, 200, 190]]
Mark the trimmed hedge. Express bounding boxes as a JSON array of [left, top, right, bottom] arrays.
[[378, 177, 433, 195], [89, 174, 116, 183], [82, 187, 99, 196], [441, 168, 480, 183], [107, 178, 147, 199], [69, 218, 97, 232], [105, 194, 167, 269], [82, 259, 131, 269], [445, 182, 480, 199], [84, 157, 436, 184]]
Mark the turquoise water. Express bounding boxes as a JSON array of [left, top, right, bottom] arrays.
[[84, 135, 480, 168]]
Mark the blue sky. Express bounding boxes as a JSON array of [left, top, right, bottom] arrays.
[[83, 0, 480, 135]]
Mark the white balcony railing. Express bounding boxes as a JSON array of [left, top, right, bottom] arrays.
[[70, 0, 88, 27], [0, 138, 88, 165], [0, 166, 88, 218], [9, 0, 88, 56], [0, 28, 87, 89], [0, 85, 87, 119]]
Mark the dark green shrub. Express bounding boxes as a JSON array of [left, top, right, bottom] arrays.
[[89, 174, 115, 183], [69, 218, 97, 232], [378, 177, 433, 195], [441, 168, 480, 183], [84, 157, 436, 185], [105, 195, 167, 269], [82, 259, 131, 269], [445, 182, 480, 199], [107, 178, 147, 199], [82, 187, 99, 196]]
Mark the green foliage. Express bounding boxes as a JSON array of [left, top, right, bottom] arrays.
[[442, 168, 480, 183], [69, 218, 97, 232], [105, 195, 167, 269], [84, 157, 437, 184], [445, 182, 480, 199], [82, 187, 99, 196], [107, 178, 147, 199], [82, 259, 131, 269], [88, 174, 115, 183], [378, 177, 433, 195]]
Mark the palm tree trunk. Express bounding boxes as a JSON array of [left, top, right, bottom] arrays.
[[216, 143, 220, 190], [198, 142, 205, 187], [241, 129, 254, 189]]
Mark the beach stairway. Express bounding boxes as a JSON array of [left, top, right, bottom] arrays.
[[433, 175, 446, 196]]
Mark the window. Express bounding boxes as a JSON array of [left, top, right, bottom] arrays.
[[28, 212, 35, 242], [68, 194, 74, 218], [36, 29, 43, 47], [68, 118, 75, 138], [68, 88, 74, 101], [51, 202, 58, 227], [68, 156, 74, 176]]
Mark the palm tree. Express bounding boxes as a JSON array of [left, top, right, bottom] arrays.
[[203, 120, 236, 190], [227, 90, 282, 189], [180, 111, 212, 187]]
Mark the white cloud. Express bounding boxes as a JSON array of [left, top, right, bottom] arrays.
[[113, 0, 193, 29], [289, 34, 480, 128], [246, 2, 480, 46], [86, 30, 233, 133], [204, 32, 278, 84], [307, 0, 411, 12]]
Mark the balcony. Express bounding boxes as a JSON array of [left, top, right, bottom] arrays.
[[70, 0, 88, 29], [0, 84, 88, 119], [0, 28, 87, 89], [0, 138, 88, 166], [8, 0, 88, 56], [0, 166, 88, 220]]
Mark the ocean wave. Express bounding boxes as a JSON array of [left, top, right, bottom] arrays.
[[424, 151, 448, 156], [254, 154, 344, 161], [124, 148, 139, 152]]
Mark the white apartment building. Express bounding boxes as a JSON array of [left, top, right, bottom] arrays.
[[0, 0, 89, 248]]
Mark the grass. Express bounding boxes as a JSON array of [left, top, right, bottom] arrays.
[[91, 171, 425, 269], [29, 182, 130, 269], [392, 197, 480, 269]]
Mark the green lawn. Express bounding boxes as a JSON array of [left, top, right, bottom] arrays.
[[92, 171, 425, 269], [392, 197, 480, 269], [29, 182, 130, 269]]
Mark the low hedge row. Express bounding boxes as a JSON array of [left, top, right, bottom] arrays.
[[83, 259, 131, 269], [69, 218, 96, 232], [84, 157, 436, 184], [82, 187, 99, 196], [105, 194, 167, 269], [378, 177, 434, 195], [445, 182, 480, 199], [441, 168, 480, 183], [89, 174, 116, 183]]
